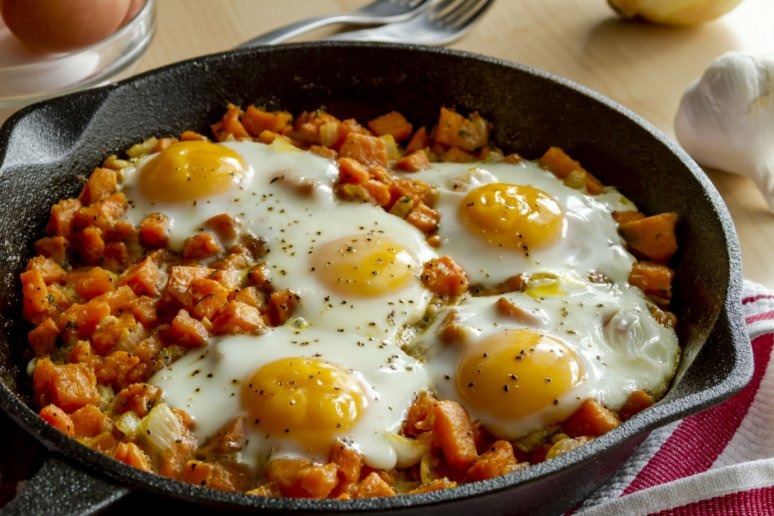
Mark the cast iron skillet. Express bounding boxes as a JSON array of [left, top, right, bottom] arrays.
[[0, 43, 752, 515]]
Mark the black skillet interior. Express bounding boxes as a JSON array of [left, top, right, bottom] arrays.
[[0, 43, 751, 514]]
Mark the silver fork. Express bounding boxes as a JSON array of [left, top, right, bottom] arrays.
[[325, 0, 495, 45], [240, 0, 434, 47]]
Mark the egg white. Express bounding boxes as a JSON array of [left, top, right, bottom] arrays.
[[413, 274, 679, 439], [150, 325, 430, 472], [411, 160, 636, 286], [121, 140, 438, 342]]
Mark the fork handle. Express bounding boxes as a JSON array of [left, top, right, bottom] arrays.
[[240, 13, 379, 47]]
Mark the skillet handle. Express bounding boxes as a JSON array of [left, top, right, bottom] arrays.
[[2, 456, 129, 515]]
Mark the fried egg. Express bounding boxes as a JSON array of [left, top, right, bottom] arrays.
[[412, 273, 679, 439], [411, 161, 636, 286], [121, 139, 437, 341], [129, 140, 438, 472], [151, 325, 430, 471]]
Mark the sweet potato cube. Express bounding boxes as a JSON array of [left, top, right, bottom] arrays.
[[139, 213, 170, 249], [33, 357, 100, 412], [39, 404, 75, 436], [211, 301, 265, 335], [619, 212, 679, 263], [79, 167, 118, 205], [561, 398, 620, 438], [433, 108, 489, 151], [169, 309, 209, 348], [395, 149, 431, 172], [432, 400, 478, 469], [367, 111, 413, 142], [339, 132, 389, 168]]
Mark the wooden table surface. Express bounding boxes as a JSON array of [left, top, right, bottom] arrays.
[[3, 0, 774, 292], [0, 0, 772, 507]]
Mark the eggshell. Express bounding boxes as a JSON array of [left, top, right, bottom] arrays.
[[0, 0, 132, 53], [121, 0, 145, 25]]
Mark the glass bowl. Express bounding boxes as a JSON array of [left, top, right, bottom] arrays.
[[0, 0, 155, 108]]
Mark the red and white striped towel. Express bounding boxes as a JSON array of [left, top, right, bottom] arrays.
[[577, 280, 774, 515]]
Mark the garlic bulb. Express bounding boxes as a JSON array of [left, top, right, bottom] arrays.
[[608, 0, 742, 25], [674, 51, 774, 210]]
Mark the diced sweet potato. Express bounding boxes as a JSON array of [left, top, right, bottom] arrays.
[[211, 301, 265, 335], [432, 400, 478, 469], [118, 255, 162, 298], [180, 130, 209, 142], [421, 256, 469, 297], [180, 459, 250, 491], [561, 398, 621, 438], [266, 458, 339, 499], [618, 389, 655, 421], [72, 226, 105, 265], [39, 404, 75, 436], [211, 104, 249, 141], [57, 298, 112, 339], [204, 213, 240, 243], [79, 167, 118, 205], [91, 313, 145, 355], [182, 233, 223, 260], [188, 277, 230, 320], [139, 213, 170, 249], [339, 132, 389, 168], [330, 443, 363, 484], [337, 157, 370, 185], [629, 261, 674, 302], [538, 146, 604, 194], [467, 440, 522, 481], [352, 472, 395, 498], [46, 198, 82, 238], [70, 404, 112, 437], [169, 309, 209, 348], [368, 111, 413, 142], [612, 210, 645, 225], [112, 383, 162, 417], [434, 108, 489, 151], [25, 256, 67, 284], [242, 106, 293, 137], [408, 478, 457, 495], [70, 266, 115, 300], [403, 391, 437, 437], [405, 126, 429, 153], [406, 202, 440, 235], [199, 417, 247, 456], [28, 318, 60, 356], [21, 269, 51, 324], [114, 442, 152, 471], [395, 149, 431, 172], [33, 357, 100, 412], [34, 235, 69, 263], [265, 290, 299, 326], [164, 265, 213, 308], [618, 212, 678, 263], [96, 351, 144, 389]]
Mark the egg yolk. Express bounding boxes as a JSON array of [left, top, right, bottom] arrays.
[[456, 329, 584, 423], [242, 357, 367, 451], [310, 235, 418, 297], [459, 183, 564, 253], [138, 141, 248, 202]]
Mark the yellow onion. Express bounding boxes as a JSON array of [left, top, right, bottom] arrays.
[[607, 0, 743, 25]]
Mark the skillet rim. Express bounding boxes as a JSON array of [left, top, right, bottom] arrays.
[[0, 41, 752, 513]]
